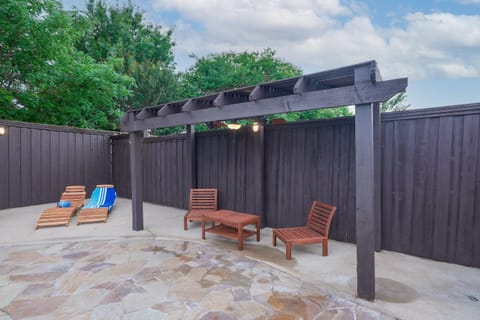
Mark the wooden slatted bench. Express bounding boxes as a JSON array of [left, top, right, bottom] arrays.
[[272, 201, 336, 260]]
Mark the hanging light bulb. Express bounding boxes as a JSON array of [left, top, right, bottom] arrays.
[[252, 122, 260, 132], [227, 121, 241, 130]]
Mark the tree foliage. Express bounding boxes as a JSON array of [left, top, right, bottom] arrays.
[[180, 49, 301, 98], [381, 92, 410, 112], [72, 0, 179, 110], [0, 0, 133, 129]]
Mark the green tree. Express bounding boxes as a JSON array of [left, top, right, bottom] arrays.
[[381, 92, 410, 112], [72, 0, 179, 110], [180, 49, 302, 98], [0, 0, 133, 129]]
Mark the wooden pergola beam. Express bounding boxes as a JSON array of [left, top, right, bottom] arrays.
[[121, 78, 406, 132]]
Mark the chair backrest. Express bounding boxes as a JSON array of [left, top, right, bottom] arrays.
[[85, 185, 117, 211], [65, 185, 85, 193], [60, 192, 86, 208], [103, 187, 117, 209], [307, 201, 337, 237], [190, 188, 217, 210], [96, 184, 114, 188], [60, 185, 86, 208]]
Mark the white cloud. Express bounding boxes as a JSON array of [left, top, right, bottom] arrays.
[[152, 0, 480, 79], [458, 0, 480, 4]]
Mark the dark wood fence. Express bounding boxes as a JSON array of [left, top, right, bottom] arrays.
[[111, 134, 192, 209], [380, 105, 480, 267], [5, 104, 477, 267], [0, 120, 113, 210], [110, 103, 480, 268], [264, 120, 357, 242], [196, 129, 264, 217]]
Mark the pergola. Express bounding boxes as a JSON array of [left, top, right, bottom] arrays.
[[120, 60, 408, 300]]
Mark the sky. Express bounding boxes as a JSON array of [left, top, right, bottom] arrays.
[[62, 0, 480, 109]]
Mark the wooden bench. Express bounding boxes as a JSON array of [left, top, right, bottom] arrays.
[[272, 201, 336, 260]]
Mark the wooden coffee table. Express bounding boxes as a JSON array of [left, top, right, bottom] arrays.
[[201, 209, 260, 250]]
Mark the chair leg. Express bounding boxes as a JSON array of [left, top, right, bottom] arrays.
[[184, 216, 188, 231], [286, 242, 292, 260], [272, 232, 277, 246], [322, 239, 328, 256]]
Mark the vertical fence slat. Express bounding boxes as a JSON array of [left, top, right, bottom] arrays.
[[0, 126, 8, 209], [20, 128, 32, 206], [456, 115, 479, 265], [8, 127, 21, 208]]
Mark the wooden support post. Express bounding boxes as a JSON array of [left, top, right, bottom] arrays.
[[373, 103, 381, 252], [187, 125, 197, 189], [255, 125, 266, 227], [129, 131, 144, 231], [355, 103, 376, 300]]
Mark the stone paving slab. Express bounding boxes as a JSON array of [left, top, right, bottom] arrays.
[[0, 239, 390, 320]]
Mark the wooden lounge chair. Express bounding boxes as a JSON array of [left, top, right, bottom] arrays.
[[272, 201, 337, 260], [77, 184, 117, 225], [184, 188, 218, 230], [36, 186, 86, 229]]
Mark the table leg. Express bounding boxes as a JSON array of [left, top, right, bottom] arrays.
[[256, 219, 260, 242], [238, 224, 243, 250], [201, 219, 206, 240]]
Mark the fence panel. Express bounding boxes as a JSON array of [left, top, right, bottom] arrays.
[[196, 129, 263, 216], [111, 134, 191, 209], [264, 119, 357, 242], [381, 107, 480, 267], [0, 120, 112, 209]]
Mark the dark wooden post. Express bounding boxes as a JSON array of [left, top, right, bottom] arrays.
[[355, 103, 376, 300], [187, 124, 197, 189], [255, 125, 266, 227], [373, 103, 381, 252], [129, 130, 144, 231]]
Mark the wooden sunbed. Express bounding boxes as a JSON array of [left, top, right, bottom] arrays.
[[77, 184, 116, 225], [272, 201, 337, 260], [35, 186, 86, 229], [184, 188, 218, 230], [36, 207, 77, 229]]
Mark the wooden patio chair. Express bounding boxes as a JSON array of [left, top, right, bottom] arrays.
[[184, 188, 218, 230], [272, 200, 337, 260], [77, 184, 117, 225], [36, 185, 86, 229]]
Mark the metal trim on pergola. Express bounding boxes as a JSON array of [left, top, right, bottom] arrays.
[[120, 60, 408, 300]]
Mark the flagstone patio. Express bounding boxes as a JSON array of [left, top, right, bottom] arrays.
[[0, 198, 479, 319], [0, 238, 386, 320]]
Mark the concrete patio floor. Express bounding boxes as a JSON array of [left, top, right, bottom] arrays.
[[0, 198, 479, 319]]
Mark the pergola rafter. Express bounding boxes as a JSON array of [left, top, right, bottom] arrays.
[[120, 60, 408, 301], [121, 61, 404, 131]]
